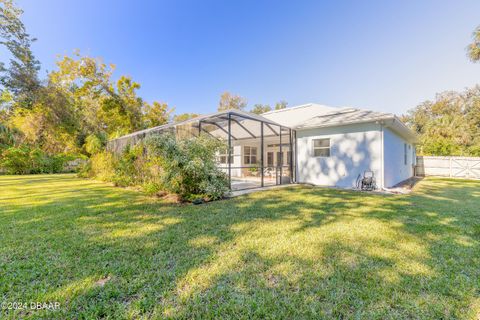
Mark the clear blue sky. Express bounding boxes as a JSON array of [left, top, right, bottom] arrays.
[[17, 0, 480, 115]]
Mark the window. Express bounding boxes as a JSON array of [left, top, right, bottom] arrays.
[[313, 138, 330, 157], [404, 143, 407, 165], [218, 148, 233, 164], [244, 146, 257, 165], [276, 152, 283, 166], [267, 152, 274, 166], [287, 151, 291, 165]]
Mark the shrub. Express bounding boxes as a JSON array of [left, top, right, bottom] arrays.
[[85, 151, 117, 181], [0, 146, 31, 174], [145, 134, 229, 200], [84, 133, 107, 155], [111, 144, 144, 187], [0, 146, 79, 174], [82, 133, 229, 201]]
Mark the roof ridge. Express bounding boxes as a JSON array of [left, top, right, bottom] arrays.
[[261, 103, 314, 115], [312, 107, 359, 118]]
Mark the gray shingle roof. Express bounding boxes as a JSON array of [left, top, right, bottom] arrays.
[[294, 108, 395, 129]]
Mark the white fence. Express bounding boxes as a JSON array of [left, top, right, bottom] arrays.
[[415, 156, 480, 179]]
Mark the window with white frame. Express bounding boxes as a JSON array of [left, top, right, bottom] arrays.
[[217, 148, 233, 164], [244, 146, 257, 165], [404, 143, 407, 165], [312, 138, 330, 157]]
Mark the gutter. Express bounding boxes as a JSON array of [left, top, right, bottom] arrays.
[[294, 116, 395, 130], [295, 115, 418, 144]]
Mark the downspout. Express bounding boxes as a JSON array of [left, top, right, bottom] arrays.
[[294, 130, 298, 183], [380, 123, 385, 190]]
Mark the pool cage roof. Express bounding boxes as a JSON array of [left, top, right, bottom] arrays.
[[107, 109, 296, 191], [107, 109, 290, 153]]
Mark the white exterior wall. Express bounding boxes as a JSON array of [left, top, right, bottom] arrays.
[[383, 127, 414, 187], [296, 123, 382, 188]]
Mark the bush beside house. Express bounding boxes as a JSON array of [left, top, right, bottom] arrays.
[[80, 134, 229, 202]]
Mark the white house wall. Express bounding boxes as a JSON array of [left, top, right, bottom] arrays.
[[296, 123, 382, 188], [383, 127, 414, 187]]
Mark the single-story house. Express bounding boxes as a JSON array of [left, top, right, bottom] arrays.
[[108, 103, 417, 191]]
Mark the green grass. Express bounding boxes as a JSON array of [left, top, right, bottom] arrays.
[[0, 174, 479, 319]]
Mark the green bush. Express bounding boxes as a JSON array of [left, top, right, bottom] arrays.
[[84, 133, 107, 155], [83, 151, 117, 181], [0, 146, 31, 174], [0, 146, 79, 174], [145, 134, 229, 200], [82, 134, 229, 201]]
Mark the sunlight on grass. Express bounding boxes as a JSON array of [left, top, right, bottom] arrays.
[[0, 174, 479, 319], [45, 276, 100, 301]]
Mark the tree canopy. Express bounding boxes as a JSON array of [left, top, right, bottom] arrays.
[[250, 104, 272, 114], [0, 0, 41, 108], [468, 25, 480, 62], [402, 86, 480, 156], [0, 0, 176, 157], [274, 100, 288, 110], [218, 91, 247, 111], [173, 113, 199, 123]]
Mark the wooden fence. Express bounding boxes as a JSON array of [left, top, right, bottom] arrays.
[[415, 156, 480, 179]]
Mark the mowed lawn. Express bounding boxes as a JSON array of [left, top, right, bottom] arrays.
[[0, 175, 479, 319]]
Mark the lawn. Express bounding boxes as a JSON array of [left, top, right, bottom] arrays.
[[0, 175, 479, 319]]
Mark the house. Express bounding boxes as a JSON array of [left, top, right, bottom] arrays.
[[107, 103, 417, 191]]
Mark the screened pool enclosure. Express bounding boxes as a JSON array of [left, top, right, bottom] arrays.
[[107, 110, 296, 191]]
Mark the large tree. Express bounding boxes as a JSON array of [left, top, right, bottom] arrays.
[[0, 1, 174, 156], [144, 101, 172, 127], [218, 91, 247, 111], [0, 0, 41, 109], [250, 103, 271, 114], [274, 100, 288, 110], [50, 53, 147, 139], [402, 86, 480, 156], [173, 113, 199, 123], [468, 25, 480, 62]]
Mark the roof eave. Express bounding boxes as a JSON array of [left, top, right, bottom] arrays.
[[294, 116, 394, 130], [294, 116, 419, 143], [383, 116, 419, 143]]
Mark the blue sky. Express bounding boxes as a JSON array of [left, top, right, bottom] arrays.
[[16, 0, 480, 115]]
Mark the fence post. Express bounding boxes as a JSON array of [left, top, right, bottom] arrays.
[[449, 157, 452, 178]]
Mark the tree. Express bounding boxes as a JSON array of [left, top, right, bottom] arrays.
[[275, 100, 288, 110], [0, 0, 177, 159], [250, 104, 271, 114], [468, 25, 480, 62], [84, 133, 106, 155], [218, 91, 247, 111], [97, 75, 145, 137], [50, 53, 146, 139], [402, 86, 480, 156], [143, 101, 172, 127], [0, 0, 41, 109], [173, 113, 199, 123], [8, 83, 78, 153]]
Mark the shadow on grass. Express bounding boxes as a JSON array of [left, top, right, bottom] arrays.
[[0, 175, 479, 319]]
